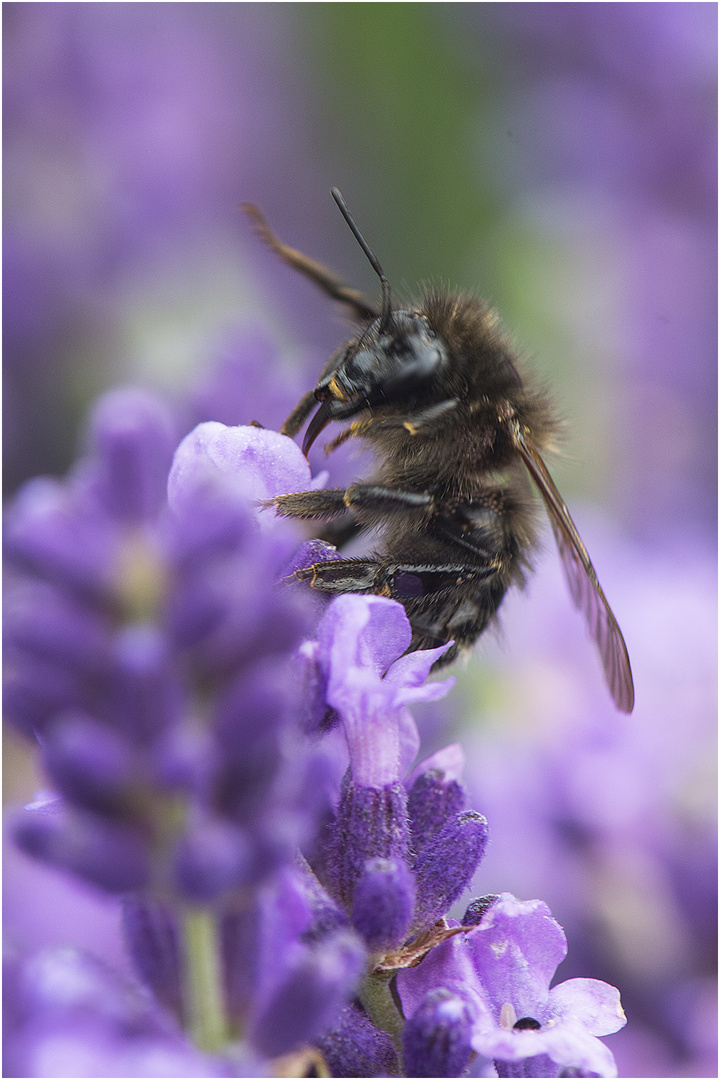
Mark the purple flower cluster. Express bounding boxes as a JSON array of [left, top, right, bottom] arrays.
[[4, 400, 626, 1077]]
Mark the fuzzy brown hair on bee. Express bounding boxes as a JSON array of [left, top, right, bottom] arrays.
[[242, 189, 634, 713]]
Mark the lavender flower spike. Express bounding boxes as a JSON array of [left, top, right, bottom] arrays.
[[5, 401, 367, 1066]]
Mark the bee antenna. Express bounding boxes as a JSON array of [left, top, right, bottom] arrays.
[[331, 187, 393, 331]]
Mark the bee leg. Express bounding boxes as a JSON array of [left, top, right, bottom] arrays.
[[268, 489, 350, 520], [269, 486, 435, 523], [380, 561, 501, 598], [242, 203, 378, 322], [280, 390, 319, 438], [343, 485, 435, 518], [292, 558, 383, 593], [292, 557, 500, 599]]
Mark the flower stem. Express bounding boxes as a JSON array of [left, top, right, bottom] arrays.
[[181, 906, 228, 1053], [359, 969, 405, 1055]]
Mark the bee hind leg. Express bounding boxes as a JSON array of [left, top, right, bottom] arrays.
[[290, 557, 383, 594]]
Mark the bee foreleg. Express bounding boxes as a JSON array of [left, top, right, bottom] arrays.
[[268, 489, 350, 520], [280, 391, 320, 438]]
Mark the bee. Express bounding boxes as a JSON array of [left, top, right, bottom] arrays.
[[243, 190, 634, 713]]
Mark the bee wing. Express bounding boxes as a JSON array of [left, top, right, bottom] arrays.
[[511, 425, 634, 713]]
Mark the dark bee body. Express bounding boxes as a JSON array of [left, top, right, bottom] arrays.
[[243, 191, 634, 711]]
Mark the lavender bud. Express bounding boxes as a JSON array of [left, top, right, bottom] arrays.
[[167, 483, 253, 569], [212, 660, 294, 823], [251, 930, 365, 1058], [109, 625, 182, 743], [172, 550, 312, 677], [4, 579, 109, 676], [402, 988, 476, 1078], [4, 655, 86, 737], [412, 811, 489, 930], [315, 1004, 400, 1077], [351, 857, 415, 952], [42, 711, 134, 813], [86, 387, 176, 524], [164, 567, 229, 650], [150, 720, 214, 795], [407, 768, 467, 850], [173, 818, 253, 902], [13, 809, 149, 893], [122, 897, 184, 1023], [4, 477, 117, 601], [327, 780, 411, 908], [292, 856, 350, 944]]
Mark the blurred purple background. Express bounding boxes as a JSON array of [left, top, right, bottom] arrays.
[[4, 5, 716, 1077]]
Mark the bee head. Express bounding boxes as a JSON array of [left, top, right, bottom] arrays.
[[302, 311, 449, 453], [302, 190, 451, 454]]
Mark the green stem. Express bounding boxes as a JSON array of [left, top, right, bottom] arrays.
[[181, 906, 229, 1053], [359, 969, 405, 1057]]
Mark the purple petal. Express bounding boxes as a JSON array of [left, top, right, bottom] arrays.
[[396, 931, 492, 1031], [383, 641, 454, 700], [472, 1021, 619, 1077], [317, 593, 411, 677], [465, 894, 568, 1021], [396, 706, 421, 778], [167, 422, 311, 513], [546, 978, 627, 1037]]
